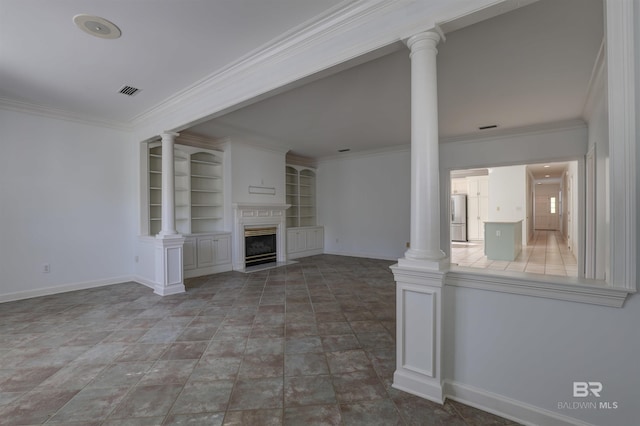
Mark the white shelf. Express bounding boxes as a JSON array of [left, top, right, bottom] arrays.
[[148, 145, 225, 235], [285, 165, 316, 228], [191, 159, 221, 165]]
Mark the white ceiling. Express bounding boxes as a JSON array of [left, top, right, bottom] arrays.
[[0, 0, 603, 158], [0, 0, 346, 122], [190, 0, 603, 158]]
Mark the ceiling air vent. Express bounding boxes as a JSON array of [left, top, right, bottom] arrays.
[[118, 85, 141, 96], [478, 124, 498, 130]]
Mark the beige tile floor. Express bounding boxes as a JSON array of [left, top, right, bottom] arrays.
[[0, 255, 519, 425], [451, 230, 578, 277]]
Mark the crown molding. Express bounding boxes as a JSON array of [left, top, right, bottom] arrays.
[[581, 38, 606, 121], [0, 96, 131, 131], [439, 119, 587, 145], [130, 0, 505, 142], [317, 143, 410, 164], [176, 131, 226, 151], [286, 153, 317, 169], [129, 0, 392, 127]]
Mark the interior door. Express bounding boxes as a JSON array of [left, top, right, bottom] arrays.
[[534, 184, 560, 230]]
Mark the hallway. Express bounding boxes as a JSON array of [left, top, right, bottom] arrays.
[[451, 230, 578, 277]]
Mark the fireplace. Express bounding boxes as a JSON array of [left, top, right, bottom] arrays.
[[232, 203, 289, 271], [244, 227, 277, 267]]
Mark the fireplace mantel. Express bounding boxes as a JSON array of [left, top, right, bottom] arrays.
[[232, 203, 290, 271]]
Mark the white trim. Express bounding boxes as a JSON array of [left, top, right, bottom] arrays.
[[184, 263, 232, 279], [446, 268, 629, 308], [322, 249, 398, 262], [605, 0, 636, 292], [0, 96, 130, 131], [133, 276, 156, 290], [316, 143, 411, 163], [287, 248, 324, 260], [444, 380, 597, 426], [131, 0, 505, 141], [440, 119, 587, 145], [0, 276, 140, 304]]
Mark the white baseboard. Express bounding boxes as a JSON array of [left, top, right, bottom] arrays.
[[444, 380, 596, 426], [322, 249, 399, 261], [0, 275, 139, 303], [287, 248, 324, 260], [184, 263, 233, 278], [133, 276, 156, 289], [393, 370, 444, 404]]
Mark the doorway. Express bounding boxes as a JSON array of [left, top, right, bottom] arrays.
[[534, 183, 560, 230]]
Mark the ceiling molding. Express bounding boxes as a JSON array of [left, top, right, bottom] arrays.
[[439, 119, 587, 145], [286, 153, 317, 169], [581, 38, 606, 121], [130, 0, 503, 141], [129, 0, 393, 127], [0, 96, 131, 132], [316, 143, 410, 164], [438, 0, 538, 34], [176, 132, 226, 152]]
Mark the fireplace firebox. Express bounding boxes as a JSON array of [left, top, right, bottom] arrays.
[[244, 227, 277, 267]]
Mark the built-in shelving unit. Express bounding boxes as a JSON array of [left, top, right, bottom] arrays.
[[148, 144, 224, 236], [286, 165, 316, 227], [285, 164, 323, 258], [190, 152, 223, 234], [148, 146, 163, 236]]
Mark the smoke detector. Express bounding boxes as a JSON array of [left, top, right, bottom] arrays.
[[73, 14, 121, 39]]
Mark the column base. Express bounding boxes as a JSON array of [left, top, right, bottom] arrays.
[[393, 369, 444, 404], [154, 236, 186, 296], [391, 264, 446, 405], [397, 255, 449, 271]]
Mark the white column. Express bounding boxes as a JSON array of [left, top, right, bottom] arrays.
[[391, 29, 447, 404], [159, 131, 179, 237], [399, 30, 447, 270], [154, 131, 185, 296]]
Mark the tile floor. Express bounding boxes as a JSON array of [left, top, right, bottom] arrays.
[[451, 230, 578, 277], [0, 255, 519, 425]]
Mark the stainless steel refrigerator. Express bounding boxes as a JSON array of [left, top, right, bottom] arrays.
[[450, 194, 467, 242]]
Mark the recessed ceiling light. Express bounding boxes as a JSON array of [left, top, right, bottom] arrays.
[[545, 174, 550, 178], [73, 14, 121, 39], [543, 165, 551, 168]]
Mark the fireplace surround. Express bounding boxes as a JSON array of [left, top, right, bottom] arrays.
[[232, 203, 290, 271]]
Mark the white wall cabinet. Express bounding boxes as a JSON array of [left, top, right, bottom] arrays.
[[287, 226, 324, 259], [467, 176, 489, 241], [184, 233, 231, 278]]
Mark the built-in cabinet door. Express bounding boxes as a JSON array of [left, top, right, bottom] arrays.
[[183, 238, 197, 270], [214, 235, 231, 265], [308, 227, 324, 250], [197, 236, 216, 268]]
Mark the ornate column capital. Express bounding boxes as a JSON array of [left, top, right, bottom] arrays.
[[405, 28, 444, 55], [160, 131, 180, 141]]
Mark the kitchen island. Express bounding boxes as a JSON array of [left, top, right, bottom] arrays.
[[484, 220, 523, 261]]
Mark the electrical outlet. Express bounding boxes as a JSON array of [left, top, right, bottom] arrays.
[[496, 230, 501, 237], [406, 242, 410, 248], [42, 263, 50, 273]]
